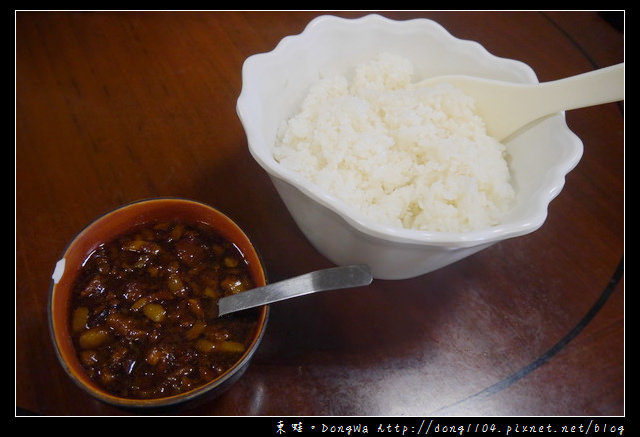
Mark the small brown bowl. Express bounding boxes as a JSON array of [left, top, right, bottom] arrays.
[[48, 198, 269, 409]]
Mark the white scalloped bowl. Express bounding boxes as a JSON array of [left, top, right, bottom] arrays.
[[237, 14, 583, 279]]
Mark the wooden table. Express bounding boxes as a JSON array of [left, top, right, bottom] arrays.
[[16, 11, 624, 418]]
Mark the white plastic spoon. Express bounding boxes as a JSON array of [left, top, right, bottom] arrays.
[[413, 62, 624, 141]]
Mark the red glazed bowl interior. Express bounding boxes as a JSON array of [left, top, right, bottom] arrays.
[[48, 198, 269, 409]]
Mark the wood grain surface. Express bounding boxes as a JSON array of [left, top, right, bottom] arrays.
[[16, 11, 624, 417]]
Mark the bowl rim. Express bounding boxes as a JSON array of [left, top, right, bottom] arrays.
[[47, 197, 270, 408], [237, 13, 584, 248]]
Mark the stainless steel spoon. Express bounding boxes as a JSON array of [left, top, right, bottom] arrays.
[[216, 264, 373, 317]]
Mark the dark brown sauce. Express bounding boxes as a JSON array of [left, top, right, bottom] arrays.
[[69, 220, 260, 399]]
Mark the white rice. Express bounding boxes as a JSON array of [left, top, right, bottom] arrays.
[[273, 53, 515, 232]]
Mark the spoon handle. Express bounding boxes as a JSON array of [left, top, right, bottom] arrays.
[[532, 62, 624, 116], [216, 264, 373, 317], [490, 62, 624, 141], [423, 63, 624, 141]]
